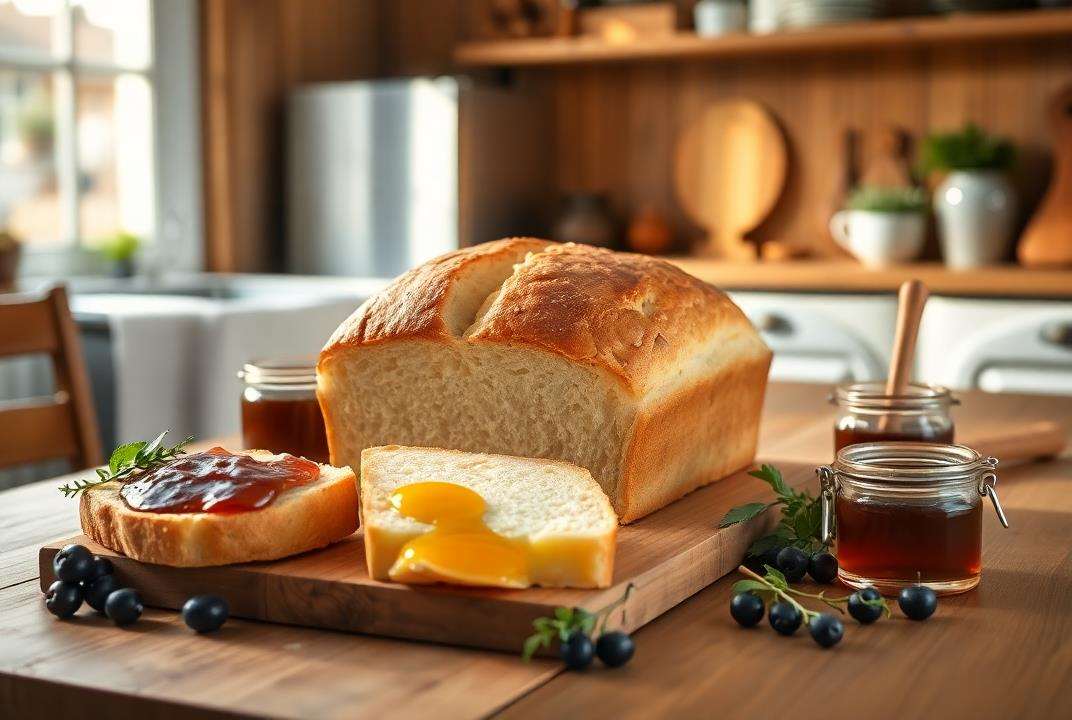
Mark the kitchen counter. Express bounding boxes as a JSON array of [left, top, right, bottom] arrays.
[[1, 383, 1069, 718]]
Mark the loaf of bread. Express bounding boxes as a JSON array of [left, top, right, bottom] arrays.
[[318, 239, 771, 522], [80, 450, 359, 567], [361, 445, 617, 588]]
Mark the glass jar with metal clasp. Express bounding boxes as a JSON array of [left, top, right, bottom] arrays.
[[817, 442, 1009, 595]]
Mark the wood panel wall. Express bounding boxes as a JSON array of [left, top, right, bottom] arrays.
[[546, 39, 1072, 257], [201, 0, 379, 272], [201, 2, 1072, 269]]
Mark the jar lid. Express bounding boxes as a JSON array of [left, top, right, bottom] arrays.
[[822, 441, 1009, 528], [831, 381, 956, 412], [239, 357, 317, 387], [833, 441, 990, 490]]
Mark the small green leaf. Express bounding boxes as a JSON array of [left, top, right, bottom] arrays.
[[109, 441, 146, 474], [763, 564, 789, 590], [732, 579, 770, 595], [139, 430, 169, 460], [747, 530, 790, 557], [719, 502, 771, 528], [793, 508, 814, 540], [575, 609, 596, 636], [749, 464, 791, 499], [522, 633, 548, 662], [554, 607, 571, 623]]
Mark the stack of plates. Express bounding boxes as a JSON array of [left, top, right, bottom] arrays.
[[776, 0, 886, 28]]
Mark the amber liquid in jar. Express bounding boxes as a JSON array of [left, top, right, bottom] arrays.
[[836, 498, 981, 585], [821, 442, 1003, 595], [834, 424, 955, 453], [241, 396, 329, 464], [239, 359, 330, 463], [832, 382, 956, 454]]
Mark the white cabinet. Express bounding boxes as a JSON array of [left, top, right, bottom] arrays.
[[729, 292, 896, 384], [918, 297, 1072, 396], [731, 291, 1072, 395]]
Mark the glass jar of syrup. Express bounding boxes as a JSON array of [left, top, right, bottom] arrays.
[[833, 381, 956, 453], [818, 442, 1009, 595], [239, 358, 330, 463]]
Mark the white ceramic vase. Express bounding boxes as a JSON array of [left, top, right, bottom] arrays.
[[934, 170, 1017, 269]]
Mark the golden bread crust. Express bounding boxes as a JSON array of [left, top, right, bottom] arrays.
[[319, 238, 755, 396], [79, 450, 358, 567]]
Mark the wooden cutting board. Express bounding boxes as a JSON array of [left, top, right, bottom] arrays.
[[674, 99, 787, 260], [39, 463, 814, 655], [1019, 83, 1072, 268]]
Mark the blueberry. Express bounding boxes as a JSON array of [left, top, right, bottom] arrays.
[[182, 595, 229, 633], [808, 613, 844, 648], [104, 588, 143, 626], [595, 631, 635, 668], [768, 601, 802, 635], [760, 545, 784, 570], [847, 587, 884, 624], [53, 544, 94, 583], [45, 580, 83, 619], [86, 556, 114, 582], [730, 592, 765, 627], [808, 552, 839, 584], [742, 553, 766, 574], [559, 630, 594, 670], [898, 585, 938, 621], [775, 546, 808, 583], [83, 574, 120, 614]]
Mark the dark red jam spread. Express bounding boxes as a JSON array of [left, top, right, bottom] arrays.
[[119, 447, 320, 514]]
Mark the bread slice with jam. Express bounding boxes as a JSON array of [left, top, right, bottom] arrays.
[[80, 449, 358, 567]]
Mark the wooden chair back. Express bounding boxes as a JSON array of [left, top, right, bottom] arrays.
[[0, 286, 102, 471]]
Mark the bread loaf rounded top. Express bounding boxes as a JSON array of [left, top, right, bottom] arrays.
[[319, 238, 765, 396]]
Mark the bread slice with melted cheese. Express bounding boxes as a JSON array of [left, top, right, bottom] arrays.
[[360, 445, 618, 589], [80, 449, 358, 567]]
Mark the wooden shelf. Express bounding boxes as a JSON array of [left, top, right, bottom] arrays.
[[666, 258, 1072, 298], [455, 9, 1072, 67]]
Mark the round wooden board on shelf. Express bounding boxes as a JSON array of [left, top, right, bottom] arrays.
[[674, 99, 787, 260]]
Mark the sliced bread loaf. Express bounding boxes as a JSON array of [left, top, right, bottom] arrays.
[[360, 445, 618, 589], [319, 238, 771, 523], [80, 449, 358, 567]]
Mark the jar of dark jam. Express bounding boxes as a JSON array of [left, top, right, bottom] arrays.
[[239, 358, 330, 463], [818, 442, 1009, 595], [832, 381, 956, 453]]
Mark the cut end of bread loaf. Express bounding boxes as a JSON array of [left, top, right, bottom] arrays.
[[360, 445, 617, 589], [79, 449, 359, 567]]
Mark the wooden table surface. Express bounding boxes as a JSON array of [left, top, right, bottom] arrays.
[[1, 383, 1070, 719]]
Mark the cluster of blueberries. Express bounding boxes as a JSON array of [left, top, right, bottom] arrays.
[[732, 546, 939, 648], [559, 630, 635, 671], [45, 544, 230, 633]]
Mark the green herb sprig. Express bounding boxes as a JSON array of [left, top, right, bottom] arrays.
[[522, 583, 634, 661], [719, 464, 824, 557], [735, 565, 890, 621], [59, 430, 194, 498]]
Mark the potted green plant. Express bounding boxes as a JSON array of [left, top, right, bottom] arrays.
[[918, 124, 1016, 269], [0, 228, 20, 292], [99, 232, 141, 278], [829, 186, 928, 267]]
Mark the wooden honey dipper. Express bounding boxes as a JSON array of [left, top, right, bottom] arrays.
[[885, 279, 929, 401]]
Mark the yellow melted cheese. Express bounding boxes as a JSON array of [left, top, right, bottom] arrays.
[[387, 482, 529, 589]]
